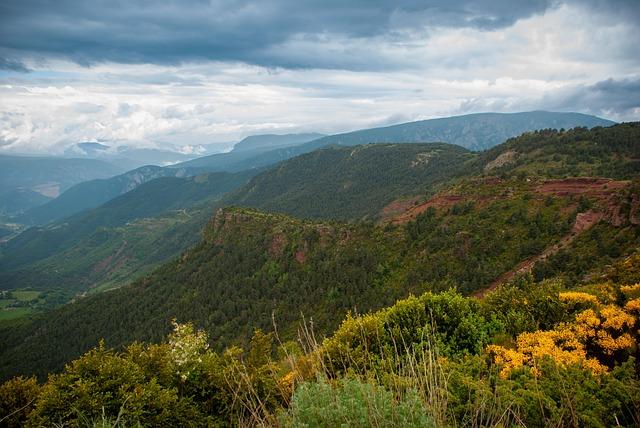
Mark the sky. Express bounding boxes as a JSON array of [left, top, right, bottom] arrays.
[[0, 0, 638, 154]]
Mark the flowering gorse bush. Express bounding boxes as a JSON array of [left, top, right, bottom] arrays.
[[488, 287, 639, 377]]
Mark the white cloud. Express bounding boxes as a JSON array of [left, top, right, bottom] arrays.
[[0, 3, 637, 154]]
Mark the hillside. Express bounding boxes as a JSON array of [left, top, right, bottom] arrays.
[[478, 123, 640, 178], [0, 155, 125, 215], [0, 171, 256, 297], [1, 124, 636, 315], [16, 164, 207, 226], [230, 143, 475, 220], [2, 170, 637, 379]]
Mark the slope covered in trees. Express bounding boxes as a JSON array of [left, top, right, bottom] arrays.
[[229, 143, 475, 220], [0, 123, 638, 377], [2, 257, 639, 427], [2, 171, 637, 379]]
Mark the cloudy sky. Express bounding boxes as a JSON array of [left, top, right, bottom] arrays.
[[0, 0, 638, 154]]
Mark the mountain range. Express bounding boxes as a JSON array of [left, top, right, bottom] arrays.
[[0, 155, 126, 216], [1, 122, 638, 380]]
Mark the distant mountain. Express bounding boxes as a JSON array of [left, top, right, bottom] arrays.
[[0, 170, 257, 293], [16, 165, 206, 225], [174, 133, 325, 170], [64, 143, 199, 170], [0, 155, 125, 215], [173, 111, 615, 174], [308, 111, 615, 151], [231, 133, 325, 152], [74, 142, 110, 155]]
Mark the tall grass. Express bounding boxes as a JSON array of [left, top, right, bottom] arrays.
[[227, 314, 524, 427]]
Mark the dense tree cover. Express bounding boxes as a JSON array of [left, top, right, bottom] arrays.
[[228, 143, 476, 220], [1, 123, 637, 308], [480, 122, 640, 179], [1, 277, 638, 427], [2, 169, 638, 380]]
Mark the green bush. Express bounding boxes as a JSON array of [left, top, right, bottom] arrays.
[[25, 343, 205, 427], [323, 290, 504, 374], [0, 376, 40, 427], [281, 378, 434, 428]]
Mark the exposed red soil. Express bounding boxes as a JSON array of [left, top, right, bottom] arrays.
[[379, 196, 423, 221], [92, 241, 128, 274], [630, 194, 640, 225], [269, 233, 287, 257], [472, 178, 634, 297], [390, 195, 467, 224], [295, 245, 308, 264], [534, 178, 627, 200], [388, 178, 629, 226]]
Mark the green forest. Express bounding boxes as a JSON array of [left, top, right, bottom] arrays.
[[1, 124, 639, 426]]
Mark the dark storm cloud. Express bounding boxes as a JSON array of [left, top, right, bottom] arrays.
[[0, 57, 30, 72], [554, 78, 640, 119], [458, 77, 640, 121], [0, 0, 555, 68]]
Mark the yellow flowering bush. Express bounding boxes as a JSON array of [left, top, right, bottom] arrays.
[[487, 328, 606, 378], [489, 300, 638, 377], [559, 291, 600, 308], [624, 298, 640, 313], [621, 283, 640, 299]]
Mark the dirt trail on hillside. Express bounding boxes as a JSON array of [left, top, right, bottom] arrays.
[[472, 210, 604, 298], [471, 178, 631, 297], [384, 177, 632, 297]]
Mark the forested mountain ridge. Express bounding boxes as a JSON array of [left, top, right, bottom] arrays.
[[228, 143, 476, 220], [15, 164, 209, 226], [478, 122, 640, 178], [0, 124, 637, 320], [2, 171, 637, 379], [304, 111, 615, 151]]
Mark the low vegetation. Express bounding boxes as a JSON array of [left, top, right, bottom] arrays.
[[2, 268, 638, 426]]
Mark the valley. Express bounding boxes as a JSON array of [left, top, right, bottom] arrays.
[[1, 120, 638, 427]]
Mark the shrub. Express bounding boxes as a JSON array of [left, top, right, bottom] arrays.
[[281, 378, 434, 427], [0, 376, 40, 428]]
